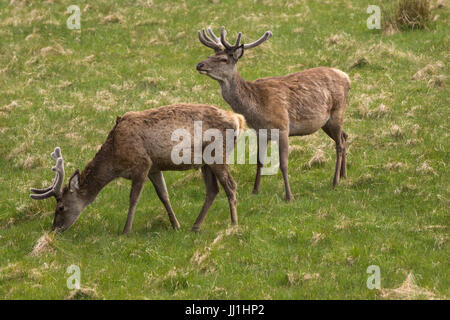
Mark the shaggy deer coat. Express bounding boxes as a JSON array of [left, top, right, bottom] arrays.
[[30, 104, 245, 234], [196, 27, 350, 201]]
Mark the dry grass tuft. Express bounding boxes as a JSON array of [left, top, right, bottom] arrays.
[[40, 44, 72, 57], [390, 124, 403, 137], [65, 287, 98, 300], [31, 232, 55, 256], [384, 162, 407, 170], [305, 149, 328, 168], [326, 34, 343, 45], [427, 74, 447, 88], [350, 57, 369, 69], [0, 263, 27, 282], [412, 61, 444, 80], [288, 144, 302, 154], [396, 0, 431, 30], [82, 54, 95, 63], [0, 101, 18, 113], [311, 232, 325, 246], [286, 272, 320, 286], [141, 77, 159, 87], [373, 103, 390, 117], [416, 161, 437, 176], [381, 272, 441, 299], [191, 226, 239, 266], [101, 14, 124, 24], [383, 0, 432, 33], [360, 103, 390, 119]]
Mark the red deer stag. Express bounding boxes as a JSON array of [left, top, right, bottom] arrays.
[[196, 27, 350, 201], [30, 104, 245, 234]]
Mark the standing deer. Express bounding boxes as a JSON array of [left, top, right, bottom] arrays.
[[30, 104, 245, 234], [196, 27, 351, 201]]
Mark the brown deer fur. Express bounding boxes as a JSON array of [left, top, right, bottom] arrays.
[[197, 27, 350, 201], [31, 104, 245, 234]]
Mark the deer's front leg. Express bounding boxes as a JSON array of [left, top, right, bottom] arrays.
[[279, 131, 293, 202], [123, 170, 148, 234]]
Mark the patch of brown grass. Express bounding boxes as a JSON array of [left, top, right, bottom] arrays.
[[100, 14, 124, 24], [65, 287, 98, 300], [427, 74, 447, 88], [381, 272, 441, 299], [389, 124, 403, 138], [384, 0, 432, 32], [0, 263, 27, 282], [396, 0, 431, 30], [286, 272, 320, 286], [31, 232, 55, 256], [416, 161, 437, 176], [190, 226, 239, 267], [305, 149, 328, 168], [412, 61, 444, 80], [311, 232, 325, 246]]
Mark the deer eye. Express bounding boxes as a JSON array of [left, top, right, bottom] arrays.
[[219, 58, 228, 62]]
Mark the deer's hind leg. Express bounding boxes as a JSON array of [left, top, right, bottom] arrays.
[[279, 130, 294, 201], [192, 165, 220, 232], [149, 171, 180, 230], [340, 131, 348, 179], [322, 120, 344, 188]]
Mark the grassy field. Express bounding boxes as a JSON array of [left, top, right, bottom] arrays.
[[0, 0, 448, 299]]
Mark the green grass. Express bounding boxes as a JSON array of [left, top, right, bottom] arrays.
[[0, 0, 448, 299]]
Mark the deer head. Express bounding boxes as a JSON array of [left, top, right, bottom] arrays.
[[30, 147, 84, 232], [196, 26, 272, 82]]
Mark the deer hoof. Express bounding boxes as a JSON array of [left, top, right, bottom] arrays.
[[172, 222, 181, 230], [285, 194, 294, 202]]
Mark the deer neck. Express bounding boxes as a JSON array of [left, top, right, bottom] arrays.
[[78, 144, 116, 205], [219, 71, 256, 117]]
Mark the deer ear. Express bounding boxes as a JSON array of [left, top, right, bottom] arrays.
[[233, 45, 244, 61], [69, 170, 80, 192]]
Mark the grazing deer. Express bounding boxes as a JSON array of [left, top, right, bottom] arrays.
[[196, 27, 351, 201], [30, 104, 245, 234]]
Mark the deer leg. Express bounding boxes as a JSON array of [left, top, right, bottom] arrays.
[[123, 171, 148, 234], [210, 165, 238, 226], [148, 171, 180, 230], [192, 166, 220, 232], [252, 133, 267, 194], [279, 131, 293, 202], [340, 131, 348, 179], [322, 121, 343, 188]]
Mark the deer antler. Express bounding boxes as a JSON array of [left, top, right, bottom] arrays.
[[30, 147, 65, 200], [243, 30, 272, 49], [198, 27, 223, 52], [207, 27, 220, 43], [199, 27, 272, 52], [220, 26, 242, 51]]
